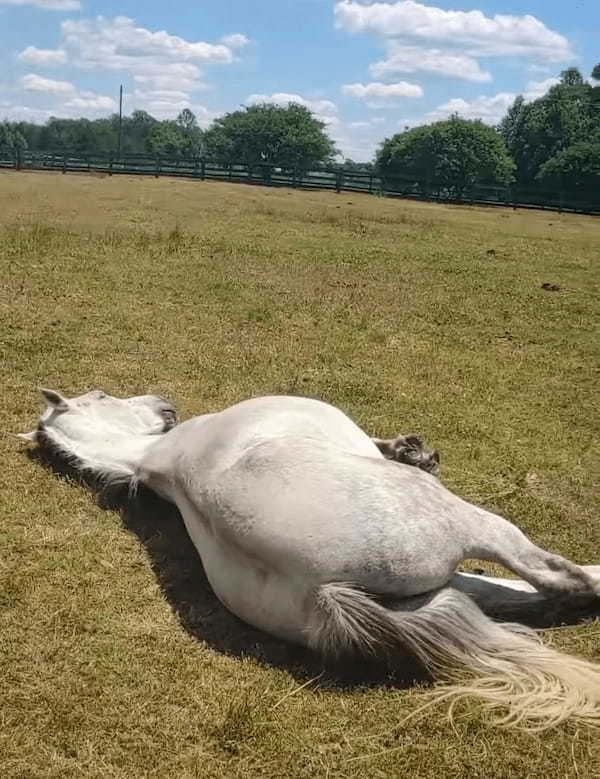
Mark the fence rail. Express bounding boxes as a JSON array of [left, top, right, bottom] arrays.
[[1, 149, 598, 215]]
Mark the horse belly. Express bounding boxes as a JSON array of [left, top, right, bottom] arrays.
[[178, 498, 311, 646]]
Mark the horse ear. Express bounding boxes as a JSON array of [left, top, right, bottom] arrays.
[[17, 431, 38, 442], [433, 450, 440, 464], [39, 388, 69, 411]]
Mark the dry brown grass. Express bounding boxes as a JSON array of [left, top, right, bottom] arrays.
[[1, 170, 599, 777]]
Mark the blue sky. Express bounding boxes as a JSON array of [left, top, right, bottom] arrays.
[[2, 0, 598, 159]]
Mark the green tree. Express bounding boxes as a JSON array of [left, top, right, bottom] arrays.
[[341, 158, 374, 172], [38, 118, 76, 150], [593, 63, 600, 81], [376, 117, 515, 197], [560, 67, 585, 86], [176, 108, 197, 132], [500, 70, 599, 186], [537, 141, 600, 195], [0, 122, 27, 153], [498, 95, 526, 150], [175, 109, 204, 155], [204, 103, 337, 172], [10, 121, 40, 150], [146, 121, 189, 157], [108, 110, 157, 154]]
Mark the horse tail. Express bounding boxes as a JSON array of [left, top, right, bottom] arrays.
[[308, 582, 600, 730]]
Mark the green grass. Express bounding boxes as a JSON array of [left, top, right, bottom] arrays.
[[1, 170, 599, 777]]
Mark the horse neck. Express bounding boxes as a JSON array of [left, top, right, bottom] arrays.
[[41, 424, 162, 486]]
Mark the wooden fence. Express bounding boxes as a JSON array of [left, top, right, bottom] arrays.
[[1, 149, 598, 215]]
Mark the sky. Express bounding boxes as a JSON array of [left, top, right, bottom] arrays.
[[2, 0, 598, 160]]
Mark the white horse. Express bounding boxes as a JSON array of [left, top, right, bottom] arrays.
[[19, 388, 600, 730]]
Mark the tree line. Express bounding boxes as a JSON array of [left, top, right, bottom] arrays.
[[1, 65, 598, 201], [377, 66, 600, 199]]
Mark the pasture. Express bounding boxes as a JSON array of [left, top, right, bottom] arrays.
[[1, 170, 599, 777]]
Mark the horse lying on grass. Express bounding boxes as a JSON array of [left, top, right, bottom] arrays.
[[19, 389, 600, 730]]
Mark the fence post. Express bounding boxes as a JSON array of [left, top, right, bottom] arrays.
[[15, 148, 22, 171], [335, 171, 343, 193], [62, 154, 67, 174], [200, 159, 206, 180], [155, 156, 160, 178], [108, 155, 113, 176]]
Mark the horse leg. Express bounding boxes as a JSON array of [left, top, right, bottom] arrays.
[[462, 507, 600, 602], [372, 433, 440, 476], [451, 567, 600, 626]]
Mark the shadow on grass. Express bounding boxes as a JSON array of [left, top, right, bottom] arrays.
[[28, 446, 600, 692], [120, 485, 431, 690]]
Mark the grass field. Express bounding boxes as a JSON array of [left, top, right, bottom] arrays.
[[1, 170, 599, 778]]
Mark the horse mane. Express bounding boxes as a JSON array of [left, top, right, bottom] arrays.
[[35, 423, 138, 502]]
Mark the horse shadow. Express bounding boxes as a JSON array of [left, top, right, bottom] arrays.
[[28, 447, 426, 691]]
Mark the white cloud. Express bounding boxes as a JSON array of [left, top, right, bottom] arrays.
[[21, 73, 75, 94], [524, 77, 559, 100], [335, 2, 572, 102], [62, 17, 235, 69], [334, 1, 574, 62], [124, 90, 219, 125], [219, 34, 250, 49], [0, 101, 54, 122], [128, 88, 195, 119], [349, 116, 386, 129], [528, 63, 553, 76], [342, 80, 423, 107], [370, 45, 491, 83], [410, 77, 560, 126], [8, 16, 249, 122], [245, 92, 339, 123], [53, 16, 249, 117], [66, 93, 116, 111], [19, 73, 117, 113], [7, 16, 246, 125], [334, 120, 389, 160], [132, 89, 190, 104], [17, 46, 68, 66], [128, 63, 207, 94], [186, 105, 219, 129], [0, 0, 80, 9], [430, 93, 516, 124]]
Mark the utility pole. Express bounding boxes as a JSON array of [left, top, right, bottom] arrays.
[[117, 84, 123, 158]]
